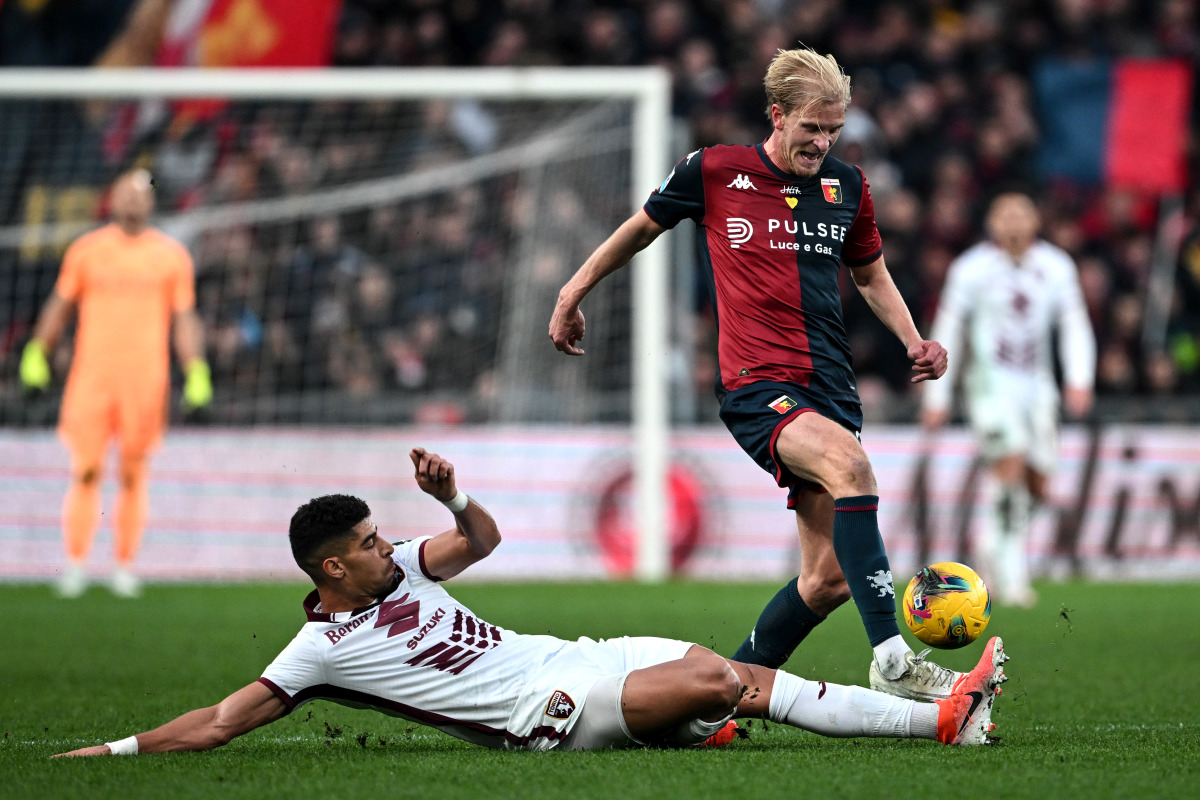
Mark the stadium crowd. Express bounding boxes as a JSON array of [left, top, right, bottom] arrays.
[[1, 0, 1198, 424], [323, 0, 1200, 405]]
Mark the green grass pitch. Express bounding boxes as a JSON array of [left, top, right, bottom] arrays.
[[2, 580, 1197, 799]]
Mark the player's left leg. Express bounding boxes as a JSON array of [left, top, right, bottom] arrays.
[[732, 637, 1008, 746], [112, 446, 150, 596], [111, 394, 163, 598], [731, 490, 847, 667], [982, 454, 1031, 606]]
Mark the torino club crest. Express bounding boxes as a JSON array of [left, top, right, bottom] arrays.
[[545, 690, 576, 719]]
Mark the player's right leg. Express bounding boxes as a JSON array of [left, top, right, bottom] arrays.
[[986, 454, 1035, 607], [57, 406, 111, 598], [111, 447, 151, 597], [109, 391, 165, 598], [617, 646, 742, 746]]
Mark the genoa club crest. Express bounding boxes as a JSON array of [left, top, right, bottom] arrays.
[[821, 178, 842, 204], [768, 395, 797, 414]]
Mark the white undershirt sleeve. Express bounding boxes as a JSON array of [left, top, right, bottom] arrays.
[[1055, 256, 1097, 390], [923, 255, 974, 413]]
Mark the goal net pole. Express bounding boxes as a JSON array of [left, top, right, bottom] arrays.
[[0, 67, 675, 581]]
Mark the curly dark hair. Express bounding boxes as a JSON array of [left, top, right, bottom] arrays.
[[289, 494, 372, 580]]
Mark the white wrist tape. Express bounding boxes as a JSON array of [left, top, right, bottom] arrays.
[[106, 735, 139, 755], [440, 490, 469, 513]]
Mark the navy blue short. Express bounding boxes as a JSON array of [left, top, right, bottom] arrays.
[[717, 381, 863, 507]]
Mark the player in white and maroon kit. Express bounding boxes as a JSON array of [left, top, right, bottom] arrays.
[[551, 47, 959, 703], [922, 192, 1096, 607], [56, 448, 1009, 758]]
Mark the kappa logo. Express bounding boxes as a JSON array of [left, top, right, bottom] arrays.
[[768, 395, 797, 413], [727, 173, 758, 191], [821, 177, 842, 204], [545, 690, 576, 719], [726, 218, 753, 248], [867, 569, 895, 598]]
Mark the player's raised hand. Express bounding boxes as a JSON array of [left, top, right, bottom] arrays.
[[908, 339, 948, 383], [549, 301, 586, 356], [409, 447, 457, 502]]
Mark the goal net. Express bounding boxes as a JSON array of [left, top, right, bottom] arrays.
[[0, 67, 676, 579], [0, 68, 671, 426]]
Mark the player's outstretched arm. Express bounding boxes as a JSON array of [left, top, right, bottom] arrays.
[[549, 210, 666, 355], [53, 681, 287, 757], [409, 447, 501, 581]]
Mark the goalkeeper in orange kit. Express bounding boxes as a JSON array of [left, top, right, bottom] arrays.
[[20, 169, 212, 598]]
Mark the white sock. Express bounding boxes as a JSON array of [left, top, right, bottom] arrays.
[[994, 482, 1032, 598], [767, 670, 926, 739], [977, 478, 1003, 588], [872, 634, 911, 680]]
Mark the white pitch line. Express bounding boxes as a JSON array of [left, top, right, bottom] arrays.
[[4, 732, 452, 748]]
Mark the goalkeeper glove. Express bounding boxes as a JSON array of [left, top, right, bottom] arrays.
[[19, 340, 51, 391], [182, 358, 213, 412]]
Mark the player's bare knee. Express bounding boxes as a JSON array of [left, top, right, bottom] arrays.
[[799, 573, 850, 610], [119, 457, 146, 489], [824, 449, 876, 496], [690, 656, 741, 714], [841, 454, 877, 494], [75, 467, 100, 486]]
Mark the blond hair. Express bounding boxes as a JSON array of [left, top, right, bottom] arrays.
[[763, 47, 851, 118]]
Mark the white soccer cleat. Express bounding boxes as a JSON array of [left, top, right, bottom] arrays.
[[870, 634, 1010, 702], [870, 647, 962, 701], [56, 564, 88, 599], [110, 567, 142, 598], [934, 636, 1009, 745]]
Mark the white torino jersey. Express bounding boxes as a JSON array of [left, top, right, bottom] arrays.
[[259, 538, 568, 749], [924, 239, 1096, 412]]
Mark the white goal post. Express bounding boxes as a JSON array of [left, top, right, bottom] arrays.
[[0, 67, 675, 581]]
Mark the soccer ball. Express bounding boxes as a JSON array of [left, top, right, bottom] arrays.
[[902, 562, 991, 649]]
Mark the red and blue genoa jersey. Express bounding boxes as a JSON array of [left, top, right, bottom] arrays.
[[643, 144, 882, 406]]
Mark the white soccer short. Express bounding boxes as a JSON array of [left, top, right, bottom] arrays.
[[967, 384, 1059, 474], [505, 635, 693, 751]]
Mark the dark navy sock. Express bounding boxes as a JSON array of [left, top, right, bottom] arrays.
[[831, 495, 901, 646], [729, 577, 826, 667]]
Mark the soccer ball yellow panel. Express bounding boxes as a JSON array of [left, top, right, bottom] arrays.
[[902, 562, 991, 649]]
